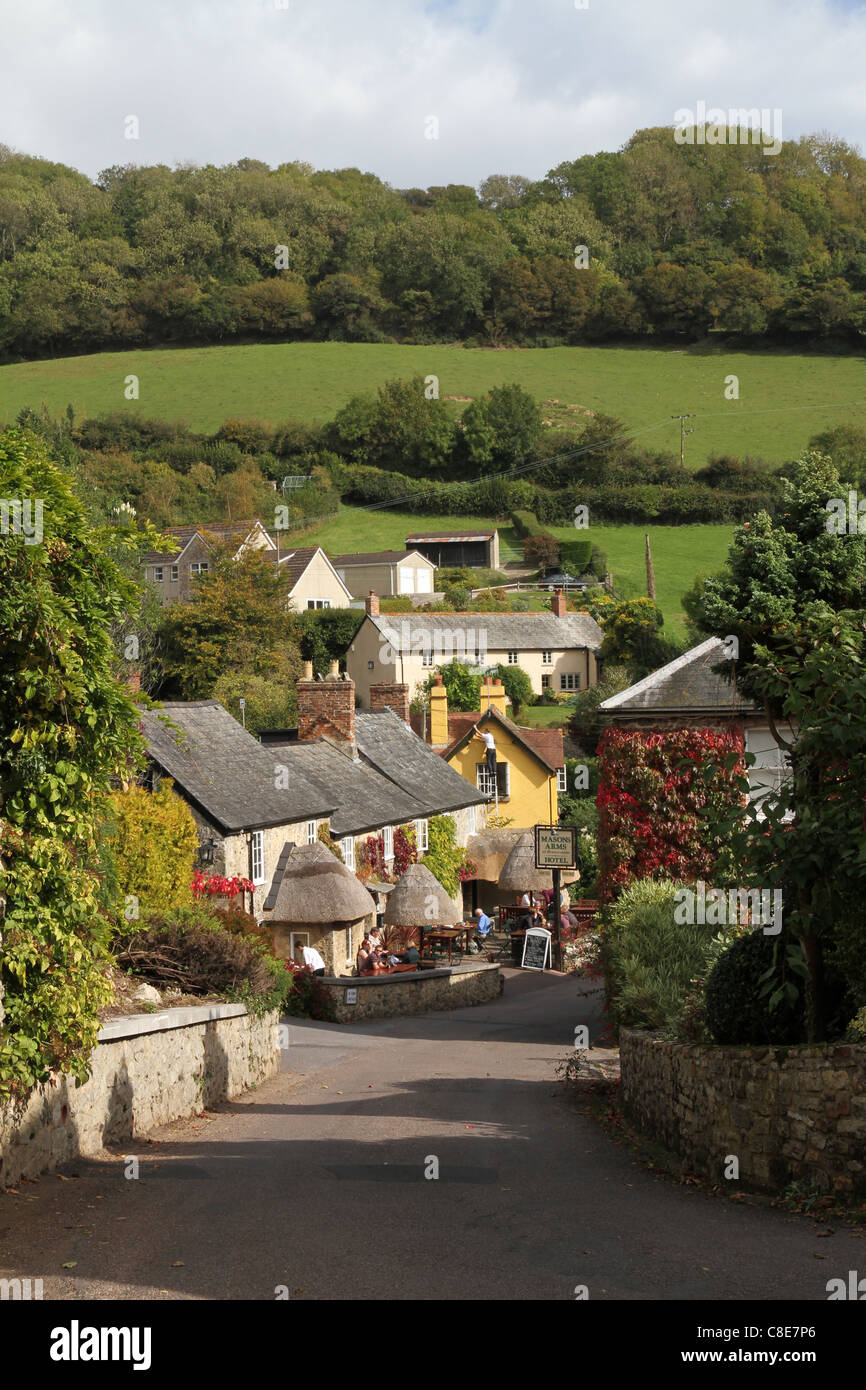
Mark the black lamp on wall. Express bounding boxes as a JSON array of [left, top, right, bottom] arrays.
[[197, 836, 216, 869]]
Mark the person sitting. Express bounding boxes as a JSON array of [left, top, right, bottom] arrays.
[[356, 936, 373, 974]]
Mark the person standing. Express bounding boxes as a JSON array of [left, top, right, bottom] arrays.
[[473, 723, 497, 791]]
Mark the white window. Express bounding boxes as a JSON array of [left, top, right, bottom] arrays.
[[542, 650, 552, 665], [170, 564, 179, 581], [476, 762, 509, 798], [541, 675, 551, 690], [251, 831, 265, 885], [345, 926, 352, 962], [152, 566, 164, 582], [307, 599, 331, 609], [421, 651, 434, 668], [189, 561, 209, 576], [560, 673, 581, 691], [468, 804, 476, 835], [289, 931, 309, 959], [415, 819, 429, 853], [383, 825, 394, 861], [556, 768, 567, 792], [507, 650, 519, 665], [341, 836, 355, 870], [307, 820, 317, 845]]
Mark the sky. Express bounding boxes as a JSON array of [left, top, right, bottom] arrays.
[[2, 0, 866, 186]]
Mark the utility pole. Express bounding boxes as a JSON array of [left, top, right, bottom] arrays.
[[671, 414, 696, 468], [645, 533, 656, 601]]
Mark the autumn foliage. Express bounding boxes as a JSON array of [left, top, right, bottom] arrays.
[[596, 726, 745, 901]]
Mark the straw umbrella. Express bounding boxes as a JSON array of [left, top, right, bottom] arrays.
[[384, 862, 463, 952], [465, 828, 523, 884], [266, 841, 377, 971], [498, 831, 579, 896]]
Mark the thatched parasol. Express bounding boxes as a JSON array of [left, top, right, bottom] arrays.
[[383, 862, 463, 927], [267, 841, 376, 923], [498, 830, 579, 895], [466, 828, 523, 882]]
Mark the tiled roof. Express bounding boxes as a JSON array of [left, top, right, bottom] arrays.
[[370, 611, 603, 652], [332, 549, 426, 566], [600, 637, 756, 716], [441, 707, 564, 773], [139, 701, 335, 834], [274, 545, 323, 590], [143, 520, 273, 565]]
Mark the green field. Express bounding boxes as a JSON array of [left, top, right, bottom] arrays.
[[2, 341, 866, 464], [300, 506, 734, 635]]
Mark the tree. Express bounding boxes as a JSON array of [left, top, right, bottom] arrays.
[[523, 533, 560, 572], [599, 599, 681, 678], [158, 546, 302, 700], [493, 663, 533, 716], [808, 424, 866, 489], [0, 428, 142, 1099], [425, 661, 481, 712], [696, 453, 866, 706], [460, 382, 543, 475]]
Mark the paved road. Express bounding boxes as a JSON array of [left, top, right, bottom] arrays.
[[0, 970, 847, 1300]]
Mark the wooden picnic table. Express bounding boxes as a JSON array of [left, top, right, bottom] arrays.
[[425, 925, 475, 964]]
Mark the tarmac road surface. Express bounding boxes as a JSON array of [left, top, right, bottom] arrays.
[[0, 969, 846, 1300]]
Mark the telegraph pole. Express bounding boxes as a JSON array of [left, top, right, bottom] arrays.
[[671, 414, 696, 468]]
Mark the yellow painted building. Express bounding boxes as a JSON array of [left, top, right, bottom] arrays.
[[427, 677, 564, 831]]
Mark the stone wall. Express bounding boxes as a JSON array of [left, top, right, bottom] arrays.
[[620, 1029, 866, 1194], [0, 1004, 279, 1189], [321, 961, 502, 1023]]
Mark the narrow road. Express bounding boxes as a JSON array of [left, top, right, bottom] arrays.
[[0, 971, 846, 1300]]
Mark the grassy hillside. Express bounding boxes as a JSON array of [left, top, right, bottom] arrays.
[[2, 342, 865, 464], [299, 506, 734, 634]]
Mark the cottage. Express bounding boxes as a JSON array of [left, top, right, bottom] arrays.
[[138, 700, 336, 916], [344, 590, 603, 704], [331, 549, 437, 599]]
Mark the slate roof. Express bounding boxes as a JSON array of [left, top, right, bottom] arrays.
[[354, 709, 488, 814], [254, 736, 424, 837], [332, 549, 430, 566], [143, 520, 272, 566], [139, 701, 336, 834], [599, 637, 756, 716], [369, 611, 603, 652]]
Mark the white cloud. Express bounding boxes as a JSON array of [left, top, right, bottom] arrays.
[[0, 0, 864, 185]]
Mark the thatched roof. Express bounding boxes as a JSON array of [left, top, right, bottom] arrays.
[[383, 862, 463, 927], [263, 841, 376, 923], [498, 831, 579, 892], [466, 828, 524, 882]]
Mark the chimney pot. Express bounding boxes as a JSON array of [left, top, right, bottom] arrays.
[[302, 660, 313, 680], [328, 659, 340, 678]]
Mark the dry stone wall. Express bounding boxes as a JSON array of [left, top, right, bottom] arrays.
[[620, 1029, 866, 1194], [0, 1004, 279, 1189], [322, 961, 502, 1023]]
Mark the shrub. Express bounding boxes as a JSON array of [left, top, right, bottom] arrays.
[[845, 1006, 866, 1043], [114, 905, 293, 1014], [705, 931, 807, 1045], [283, 966, 338, 1022], [109, 781, 200, 913], [601, 878, 740, 1039]]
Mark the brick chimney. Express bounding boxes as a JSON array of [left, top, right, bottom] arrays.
[[480, 676, 507, 717], [297, 663, 355, 746], [365, 591, 380, 617], [551, 588, 567, 618], [369, 681, 410, 723], [429, 673, 449, 746]]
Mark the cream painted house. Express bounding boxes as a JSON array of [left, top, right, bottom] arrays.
[[345, 591, 603, 706], [279, 545, 354, 610], [332, 549, 437, 598]]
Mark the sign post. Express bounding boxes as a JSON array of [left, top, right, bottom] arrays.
[[534, 825, 577, 973]]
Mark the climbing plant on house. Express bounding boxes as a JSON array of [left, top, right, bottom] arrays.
[[0, 428, 142, 1100], [109, 781, 200, 914], [596, 727, 745, 902]]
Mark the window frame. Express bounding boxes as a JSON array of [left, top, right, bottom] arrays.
[[383, 825, 394, 862], [341, 836, 355, 870], [415, 818, 429, 853], [251, 830, 265, 885], [541, 650, 553, 666], [307, 820, 317, 845], [556, 767, 567, 793]]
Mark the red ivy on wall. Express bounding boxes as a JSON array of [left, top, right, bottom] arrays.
[[191, 870, 255, 900], [358, 825, 418, 883], [596, 726, 746, 902]]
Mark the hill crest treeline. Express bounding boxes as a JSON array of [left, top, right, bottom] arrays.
[[3, 126, 866, 359]]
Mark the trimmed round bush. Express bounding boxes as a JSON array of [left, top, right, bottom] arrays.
[[705, 931, 806, 1045]]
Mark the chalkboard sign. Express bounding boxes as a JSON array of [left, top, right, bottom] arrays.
[[521, 927, 551, 971]]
